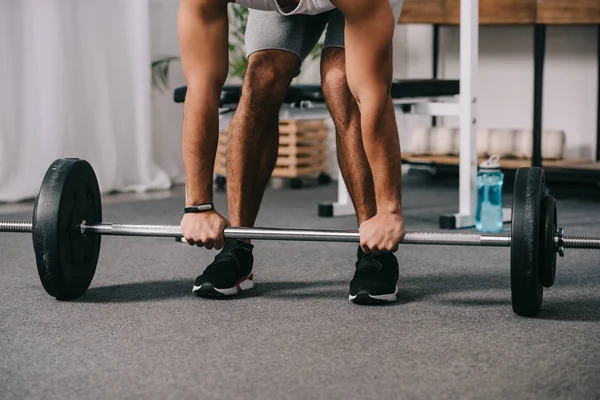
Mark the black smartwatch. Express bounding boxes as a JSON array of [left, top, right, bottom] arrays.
[[184, 203, 215, 214]]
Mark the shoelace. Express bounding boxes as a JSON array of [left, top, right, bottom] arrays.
[[356, 254, 383, 272]]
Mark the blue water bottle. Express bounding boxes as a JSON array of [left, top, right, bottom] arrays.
[[476, 155, 504, 233]]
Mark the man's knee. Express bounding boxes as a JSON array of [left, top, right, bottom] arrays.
[[243, 50, 298, 103], [321, 49, 358, 129], [321, 50, 348, 97], [321, 47, 350, 96]]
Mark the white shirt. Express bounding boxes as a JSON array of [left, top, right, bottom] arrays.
[[234, 0, 336, 16]]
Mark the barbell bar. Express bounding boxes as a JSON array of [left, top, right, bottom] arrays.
[[0, 158, 599, 318], [2, 220, 599, 250], [1, 220, 510, 245]]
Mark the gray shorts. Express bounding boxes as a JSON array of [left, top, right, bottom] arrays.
[[245, 0, 404, 65]]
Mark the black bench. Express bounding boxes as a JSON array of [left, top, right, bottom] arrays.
[[172, 78, 461, 207], [173, 79, 459, 105]]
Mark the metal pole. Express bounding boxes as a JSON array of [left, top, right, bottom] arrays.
[[596, 24, 600, 162], [81, 223, 511, 247], [457, 0, 479, 228], [532, 24, 547, 168], [432, 23, 440, 127]]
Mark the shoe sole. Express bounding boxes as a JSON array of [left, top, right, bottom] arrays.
[[192, 273, 254, 297], [349, 287, 398, 305]]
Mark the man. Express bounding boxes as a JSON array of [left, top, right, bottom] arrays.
[[178, 0, 406, 304]]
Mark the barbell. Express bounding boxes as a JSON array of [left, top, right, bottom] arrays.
[[1, 158, 598, 317]]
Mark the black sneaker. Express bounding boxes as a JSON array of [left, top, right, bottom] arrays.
[[349, 247, 399, 304], [192, 239, 254, 297]]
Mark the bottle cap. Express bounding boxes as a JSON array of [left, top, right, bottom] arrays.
[[479, 155, 501, 170]]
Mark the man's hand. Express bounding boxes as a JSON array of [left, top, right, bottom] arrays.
[[359, 212, 405, 255], [180, 210, 230, 250]]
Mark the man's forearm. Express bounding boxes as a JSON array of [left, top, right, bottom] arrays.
[[177, 0, 229, 207], [182, 89, 221, 206], [359, 95, 403, 215], [332, 0, 403, 215]]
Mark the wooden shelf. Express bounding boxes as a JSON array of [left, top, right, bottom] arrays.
[[401, 153, 592, 170], [545, 161, 600, 171]]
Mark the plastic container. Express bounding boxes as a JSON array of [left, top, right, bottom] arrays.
[[476, 155, 504, 233]]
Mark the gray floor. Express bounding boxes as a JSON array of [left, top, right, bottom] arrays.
[[1, 172, 600, 400]]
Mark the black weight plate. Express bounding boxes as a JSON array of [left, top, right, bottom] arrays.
[[510, 167, 545, 317], [539, 196, 557, 288], [32, 159, 102, 300]]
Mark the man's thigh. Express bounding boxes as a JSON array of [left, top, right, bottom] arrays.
[[245, 9, 329, 70], [322, 0, 404, 49]]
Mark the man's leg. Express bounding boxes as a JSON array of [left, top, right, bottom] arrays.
[[227, 9, 329, 229], [321, 2, 404, 304], [193, 53, 298, 298], [320, 47, 378, 226], [321, 0, 404, 226], [226, 50, 298, 228], [193, 10, 327, 298], [320, 46, 399, 305]]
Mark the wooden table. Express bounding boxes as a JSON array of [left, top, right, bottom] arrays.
[[399, 0, 600, 25]]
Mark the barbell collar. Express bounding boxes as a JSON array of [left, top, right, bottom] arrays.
[[561, 236, 600, 250], [0, 220, 33, 233]]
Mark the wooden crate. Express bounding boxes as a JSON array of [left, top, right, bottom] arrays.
[[214, 119, 329, 179]]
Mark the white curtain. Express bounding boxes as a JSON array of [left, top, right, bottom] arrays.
[[0, 0, 415, 204], [0, 0, 172, 203]]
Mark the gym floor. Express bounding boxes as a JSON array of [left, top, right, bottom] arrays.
[[1, 171, 599, 399]]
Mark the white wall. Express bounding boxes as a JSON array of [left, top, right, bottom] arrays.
[[149, 0, 599, 181], [437, 25, 598, 160]]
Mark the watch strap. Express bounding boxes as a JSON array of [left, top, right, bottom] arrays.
[[184, 203, 215, 214]]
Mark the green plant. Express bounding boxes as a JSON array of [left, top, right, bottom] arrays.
[[227, 5, 250, 81], [151, 4, 324, 88], [152, 55, 180, 91]]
